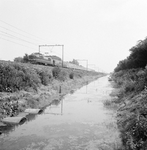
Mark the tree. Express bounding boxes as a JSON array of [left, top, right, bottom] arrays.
[[28, 54, 38, 59], [114, 36, 147, 72], [23, 54, 29, 63], [69, 59, 79, 65], [14, 57, 23, 63]]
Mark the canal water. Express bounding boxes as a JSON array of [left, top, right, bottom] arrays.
[[0, 76, 121, 150]]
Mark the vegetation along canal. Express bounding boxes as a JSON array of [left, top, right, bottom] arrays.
[[0, 76, 121, 150]]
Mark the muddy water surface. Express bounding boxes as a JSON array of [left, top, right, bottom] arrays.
[[0, 76, 121, 150]]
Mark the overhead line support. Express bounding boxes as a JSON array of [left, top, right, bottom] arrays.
[[39, 44, 64, 67]]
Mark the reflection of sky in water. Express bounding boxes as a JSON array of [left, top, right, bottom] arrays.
[[0, 76, 121, 150]]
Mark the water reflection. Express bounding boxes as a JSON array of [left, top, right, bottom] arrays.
[[0, 76, 121, 150], [0, 124, 14, 135], [69, 89, 75, 94], [0, 97, 65, 136], [26, 114, 37, 122], [0, 114, 36, 136], [44, 99, 64, 115], [51, 99, 60, 105], [75, 84, 88, 94], [0, 118, 29, 136]]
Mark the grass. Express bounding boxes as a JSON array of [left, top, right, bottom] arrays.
[[0, 60, 103, 118], [110, 69, 147, 149]]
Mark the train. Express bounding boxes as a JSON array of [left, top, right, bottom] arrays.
[[29, 52, 94, 71]]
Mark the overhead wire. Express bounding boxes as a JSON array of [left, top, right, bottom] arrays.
[[0, 30, 38, 46], [0, 25, 42, 43], [40, 46, 55, 54], [0, 36, 37, 50], [0, 19, 47, 42], [0, 20, 51, 55]]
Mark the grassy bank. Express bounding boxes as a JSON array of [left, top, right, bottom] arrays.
[[105, 36, 147, 150], [0, 60, 104, 119], [107, 69, 147, 150]]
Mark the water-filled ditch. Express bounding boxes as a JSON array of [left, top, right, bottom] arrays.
[[0, 76, 121, 150]]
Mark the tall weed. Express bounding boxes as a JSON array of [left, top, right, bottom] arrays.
[[112, 69, 147, 149]]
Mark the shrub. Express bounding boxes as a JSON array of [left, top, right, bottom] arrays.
[[23, 69, 41, 90], [58, 70, 68, 81], [52, 67, 61, 78], [69, 72, 74, 79], [0, 62, 41, 92], [124, 81, 135, 93], [39, 70, 52, 85], [14, 57, 23, 63], [111, 68, 147, 149], [26, 96, 39, 108]]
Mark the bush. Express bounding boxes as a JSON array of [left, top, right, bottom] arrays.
[[52, 67, 61, 78], [39, 70, 52, 85], [112, 68, 147, 149], [23, 68, 41, 90], [26, 96, 39, 108], [58, 70, 68, 81], [124, 81, 135, 93], [14, 57, 23, 63], [0, 62, 41, 92], [69, 72, 74, 79]]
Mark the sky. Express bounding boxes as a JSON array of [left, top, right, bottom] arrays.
[[1, 0, 147, 73]]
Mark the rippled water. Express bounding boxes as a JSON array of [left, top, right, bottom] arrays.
[[0, 76, 121, 150]]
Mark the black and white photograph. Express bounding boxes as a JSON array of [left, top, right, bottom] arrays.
[[0, 0, 147, 149]]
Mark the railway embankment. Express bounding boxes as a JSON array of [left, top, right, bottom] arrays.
[[0, 60, 105, 119]]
